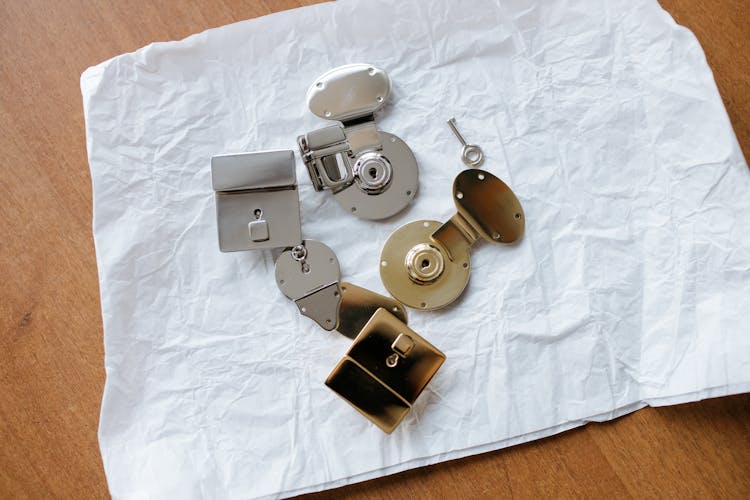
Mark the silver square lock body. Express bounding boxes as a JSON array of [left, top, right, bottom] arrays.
[[211, 150, 302, 252]]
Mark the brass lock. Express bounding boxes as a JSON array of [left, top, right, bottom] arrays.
[[380, 168, 525, 310], [326, 308, 446, 434]]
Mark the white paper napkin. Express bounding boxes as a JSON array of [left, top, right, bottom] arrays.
[[81, 0, 750, 497]]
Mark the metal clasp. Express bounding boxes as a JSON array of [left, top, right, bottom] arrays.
[[298, 64, 419, 220], [325, 308, 445, 434], [211, 150, 302, 252]]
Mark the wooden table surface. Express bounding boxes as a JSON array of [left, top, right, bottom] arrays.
[[1, 0, 748, 498]]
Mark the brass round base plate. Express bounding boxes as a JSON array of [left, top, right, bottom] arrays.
[[379, 220, 471, 311]]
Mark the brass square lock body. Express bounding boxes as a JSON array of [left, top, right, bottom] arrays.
[[211, 150, 302, 252], [298, 64, 419, 220], [326, 308, 446, 433], [380, 169, 525, 310]]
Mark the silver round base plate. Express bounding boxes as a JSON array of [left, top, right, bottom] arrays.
[[333, 131, 418, 220]]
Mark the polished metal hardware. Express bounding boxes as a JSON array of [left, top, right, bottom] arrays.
[[211, 148, 445, 433], [326, 308, 445, 434], [380, 168, 524, 310], [447, 117, 484, 168], [298, 64, 419, 220], [275, 240, 342, 330], [211, 150, 301, 252]]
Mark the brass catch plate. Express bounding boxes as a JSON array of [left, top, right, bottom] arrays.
[[454, 169, 525, 244], [379, 220, 470, 311], [337, 282, 408, 339], [325, 308, 445, 434]]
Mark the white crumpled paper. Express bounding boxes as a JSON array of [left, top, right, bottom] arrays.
[[81, 0, 750, 497]]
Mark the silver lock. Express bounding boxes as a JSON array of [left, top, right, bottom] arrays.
[[298, 64, 419, 220], [211, 150, 302, 252]]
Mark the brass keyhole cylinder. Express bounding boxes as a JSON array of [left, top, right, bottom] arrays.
[[405, 243, 445, 284]]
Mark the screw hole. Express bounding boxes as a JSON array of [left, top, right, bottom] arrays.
[[456, 191, 464, 199], [324, 110, 332, 117], [368, 67, 376, 75], [462, 262, 468, 268], [326, 318, 332, 324], [390, 137, 396, 143], [381, 260, 388, 267], [301, 306, 307, 313], [515, 213, 521, 220], [423, 221, 430, 228], [329, 257, 335, 263], [492, 232, 501, 240], [351, 206, 357, 212], [478, 173, 485, 180], [376, 96, 383, 103], [341, 285, 347, 291], [316, 82, 323, 88], [279, 279, 285, 285], [392, 306, 398, 312], [406, 190, 412, 196], [334, 291, 339, 297], [420, 302, 427, 308]]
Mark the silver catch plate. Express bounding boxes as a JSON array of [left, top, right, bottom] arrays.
[[274, 240, 342, 330]]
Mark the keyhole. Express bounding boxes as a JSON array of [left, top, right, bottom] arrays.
[[253, 208, 262, 219], [386, 353, 399, 368], [368, 167, 378, 179], [421, 259, 430, 269]]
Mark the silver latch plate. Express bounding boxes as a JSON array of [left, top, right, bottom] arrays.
[[211, 150, 302, 252]]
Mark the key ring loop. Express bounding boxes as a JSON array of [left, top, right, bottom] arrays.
[[461, 144, 484, 168]]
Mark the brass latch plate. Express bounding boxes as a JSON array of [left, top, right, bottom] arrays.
[[325, 308, 446, 433]]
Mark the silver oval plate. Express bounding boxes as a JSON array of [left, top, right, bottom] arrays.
[[306, 63, 391, 122]]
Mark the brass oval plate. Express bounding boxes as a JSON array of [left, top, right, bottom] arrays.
[[379, 220, 470, 311], [306, 64, 391, 122], [454, 169, 525, 244]]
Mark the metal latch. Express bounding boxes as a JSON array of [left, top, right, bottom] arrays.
[[298, 64, 419, 220], [380, 168, 525, 310], [326, 308, 446, 434], [211, 150, 301, 252]]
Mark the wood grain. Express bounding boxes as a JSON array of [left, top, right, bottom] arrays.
[[1, 0, 748, 498]]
